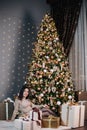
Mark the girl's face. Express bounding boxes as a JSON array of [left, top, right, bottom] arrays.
[[23, 88, 29, 98]]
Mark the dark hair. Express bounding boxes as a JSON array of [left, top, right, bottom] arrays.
[[18, 84, 30, 100]]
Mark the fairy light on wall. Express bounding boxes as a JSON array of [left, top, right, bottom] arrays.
[[0, 15, 38, 101], [0, 0, 50, 101]]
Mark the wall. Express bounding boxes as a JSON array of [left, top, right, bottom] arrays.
[[0, 0, 50, 101]]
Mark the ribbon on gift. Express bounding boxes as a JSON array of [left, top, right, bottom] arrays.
[[48, 115, 57, 128], [48, 115, 57, 119], [5, 102, 8, 120]]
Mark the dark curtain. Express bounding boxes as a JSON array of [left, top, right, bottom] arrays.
[[47, 0, 82, 56]]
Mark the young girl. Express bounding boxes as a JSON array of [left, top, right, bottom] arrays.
[[11, 85, 56, 121], [11, 85, 33, 120]]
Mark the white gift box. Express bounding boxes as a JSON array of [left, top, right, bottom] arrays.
[[14, 119, 41, 130], [61, 104, 85, 128], [30, 109, 42, 121], [68, 105, 85, 128], [23, 120, 41, 130], [30, 110, 38, 120], [14, 119, 23, 130]]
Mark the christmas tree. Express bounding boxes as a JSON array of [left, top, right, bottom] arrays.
[[26, 13, 74, 115]]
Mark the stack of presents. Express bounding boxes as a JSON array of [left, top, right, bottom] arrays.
[[13, 103, 85, 130], [0, 93, 86, 130]]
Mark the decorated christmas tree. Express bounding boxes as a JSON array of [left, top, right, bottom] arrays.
[[26, 13, 75, 115]]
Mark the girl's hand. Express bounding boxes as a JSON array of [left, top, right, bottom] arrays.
[[43, 104, 49, 109]]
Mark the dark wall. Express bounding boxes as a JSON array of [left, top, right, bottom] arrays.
[[0, 0, 50, 101]]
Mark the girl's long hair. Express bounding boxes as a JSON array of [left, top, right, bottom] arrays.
[[18, 84, 30, 100]]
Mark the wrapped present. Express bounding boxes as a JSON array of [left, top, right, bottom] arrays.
[[0, 99, 14, 120], [30, 107, 42, 121], [14, 119, 41, 130], [41, 115, 60, 128], [4, 97, 14, 120], [68, 105, 85, 128], [5, 102, 14, 120], [61, 103, 85, 128]]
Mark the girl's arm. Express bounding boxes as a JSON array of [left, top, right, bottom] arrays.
[[11, 98, 19, 121]]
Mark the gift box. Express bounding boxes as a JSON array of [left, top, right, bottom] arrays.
[[30, 107, 42, 121], [3, 97, 14, 120], [61, 103, 85, 128], [41, 115, 60, 128], [68, 105, 85, 128], [5, 102, 14, 120], [0, 102, 14, 120]]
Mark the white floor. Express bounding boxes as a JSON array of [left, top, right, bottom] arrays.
[[41, 126, 71, 130], [0, 120, 71, 130]]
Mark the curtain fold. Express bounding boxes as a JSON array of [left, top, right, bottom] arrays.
[[47, 0, 82, 56], [69, 0, 87, 91]]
